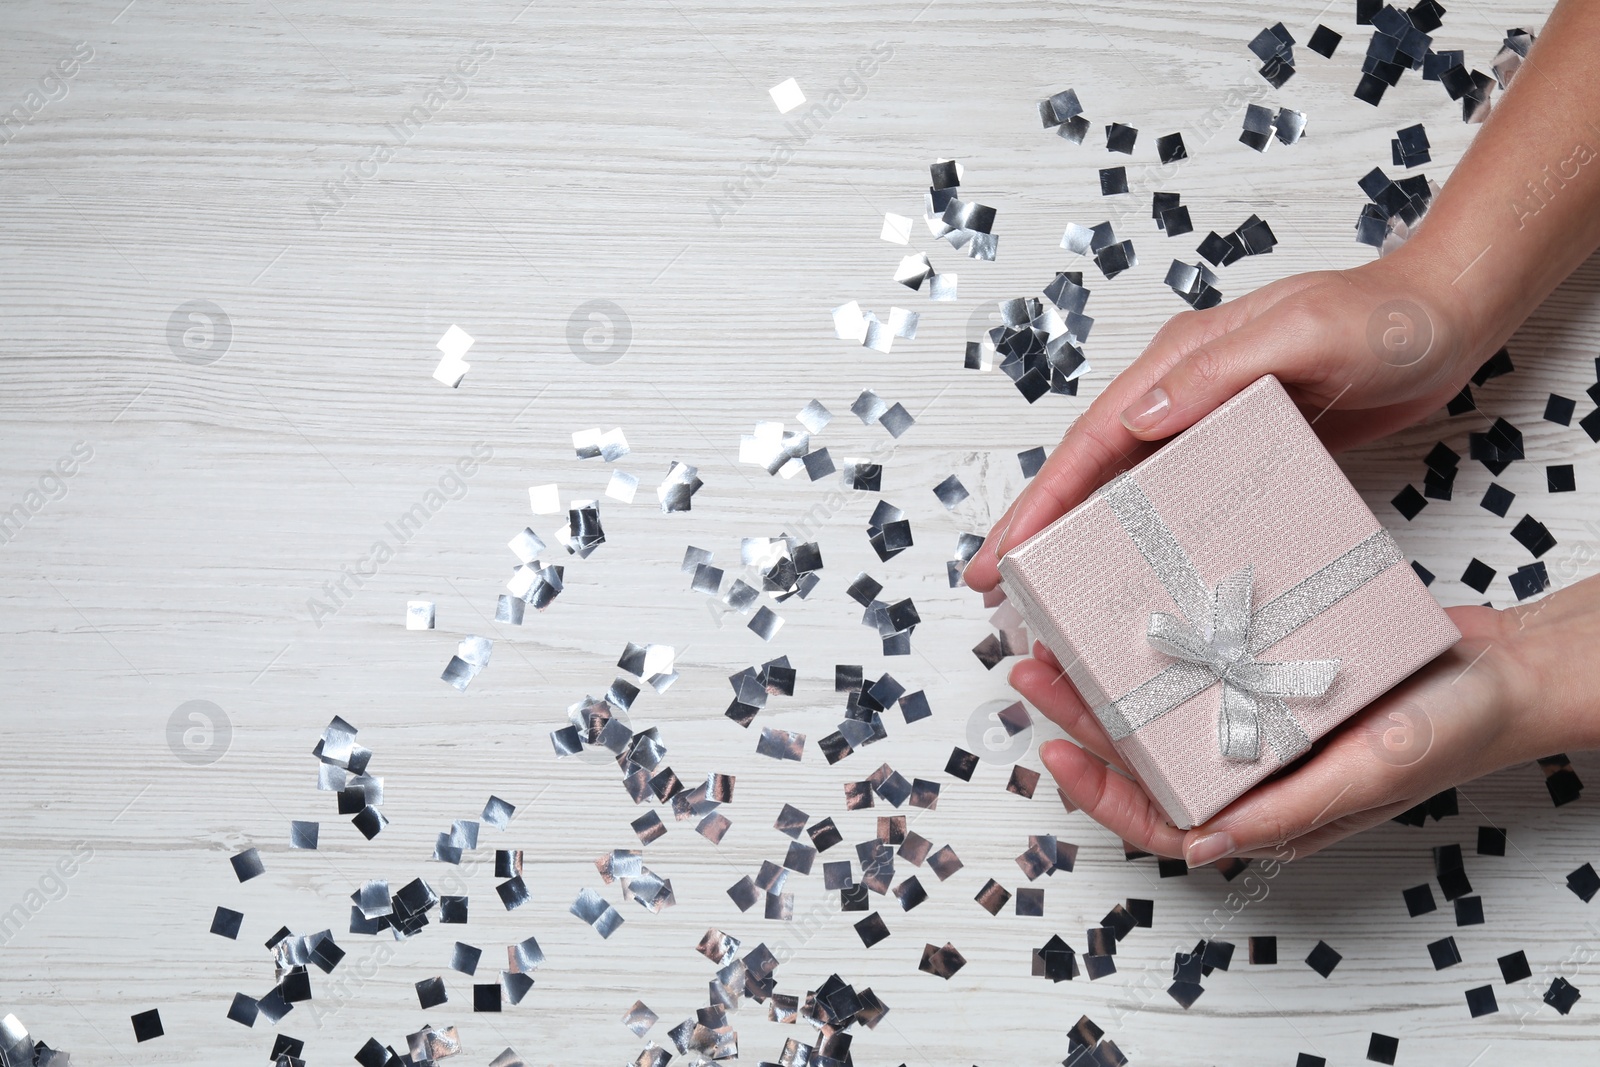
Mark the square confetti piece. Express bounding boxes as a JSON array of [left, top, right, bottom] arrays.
[[131, 1009, 163, 1042], [211, 906, 244, 939], [226, 993, 258, 1027], [1460, 558, 1495, 594], [1306, 940, 1341, 977], [1499, 950, 1532, 984], [1511, 514, 1557, 557], [1402, 884, 1436, 917], [231, 848, 265, 883], [416, 976, 448, 1009], [1480, 483, 1514, 516], [1544, 393, 1576, 425], [1545, 977, 1581, 1014], [1438, 865, 1472, 901], [1566, 862, 1600, 903], [1391, 484, 1427, 520], [768, 78, 805, 114], [855, 912, 890, 947], [1465, 985, 1498, 1017], [945, 747, 978, 781]]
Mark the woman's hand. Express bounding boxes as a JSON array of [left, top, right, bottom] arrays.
[[962, 252, 1486, 594], [1020, 574, 1600, 864]]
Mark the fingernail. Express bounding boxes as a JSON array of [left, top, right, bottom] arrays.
[[1119, 386, 1170, 433], [1185, 831, 1235, 868], [990, 507, 1020, 564]]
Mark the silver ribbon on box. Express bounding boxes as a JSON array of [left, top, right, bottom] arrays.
[[1090, 472, 1404, 762]]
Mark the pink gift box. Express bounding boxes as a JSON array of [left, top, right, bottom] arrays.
[[998, 375, 1460, 828]]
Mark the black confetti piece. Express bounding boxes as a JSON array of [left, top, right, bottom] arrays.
[[1446, 384, 1476, 415], [1391, 484, 1428, 520], [1308, 24, 1341, 58], [1544, 977, 1582, 1015], [1366, 1032, 1399, 1064], [131, 1010, 164, 1043], [1567, 862, 1600, 903], [1481, 483, 1514, 517], [1465, 985, 1498, 1017], [1403, 883, 1437, 917], [1499, 950, 1532, 984], [1580, 406, 1600, 442], [1510, 514, 1557, 557], [1460, 558, 1495, 594], [210, 906, 244, 939], [1427, 935, 1461, 969], [1471, 346, 1514, 385], [1511, 562, 1549, 600], [1306, 940, 1342, 977], [1544, 393, 1576, 425]]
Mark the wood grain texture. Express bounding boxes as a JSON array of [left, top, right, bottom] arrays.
[[2, 0, 1598, 1064]]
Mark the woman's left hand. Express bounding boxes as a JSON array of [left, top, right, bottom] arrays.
[[1017, 576, 1600, 864]]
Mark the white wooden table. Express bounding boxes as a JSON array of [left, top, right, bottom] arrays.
[[2, 1, 1597, 1064]]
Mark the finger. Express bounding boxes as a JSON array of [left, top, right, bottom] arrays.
[[964, 299, 1262, 592], [1119, 291, 1365, 442], [961, 415, 1153, 591], [1238, 798, 1423, 862], [1180, 724, 1417, 867], [1040, 738, 1188, 858], [1009, 651, 1125, 770], [961, 496, 1025, 593]]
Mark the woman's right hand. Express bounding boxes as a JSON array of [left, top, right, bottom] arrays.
[[962, 252, 1485, 594]]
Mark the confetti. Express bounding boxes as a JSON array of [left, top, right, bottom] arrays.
[[917, 942, 966, 979], [1247, 22, 1296, 87], [406, 600, 436, 629], [768, 77, 805, 114], [623, 1001, 658, 1037], [879, 213, 912, 244], [231, 848, 265, 883], [130, 1009, 163, 1042], [1306, 940, 1342, 978], [442, 634, 493, 691], [433, 324, 473, 388], [1355, 165, 1437, 250]]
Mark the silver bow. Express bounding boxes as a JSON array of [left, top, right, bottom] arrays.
[[1145, 566, 1340, 762], [1081, 472, 1402, 765]]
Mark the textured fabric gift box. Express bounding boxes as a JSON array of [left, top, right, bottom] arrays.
[[998, 375, 1460, 828]]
